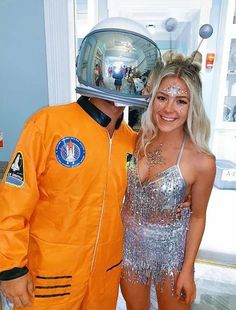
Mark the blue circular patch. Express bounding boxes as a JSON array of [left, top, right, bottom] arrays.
[[55, 137, 86, 168]]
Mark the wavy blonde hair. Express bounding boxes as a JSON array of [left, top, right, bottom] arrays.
[[138, 51, 213, 156]]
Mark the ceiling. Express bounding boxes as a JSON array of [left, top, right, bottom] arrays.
[[107, 0, 213, 41], [76, 0, 213, 44]]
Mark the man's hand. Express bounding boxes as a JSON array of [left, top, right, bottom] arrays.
[[176, 194, 192, 219], [0, 273, 34, 308]]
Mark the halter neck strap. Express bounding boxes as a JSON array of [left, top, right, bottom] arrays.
[[176, 134, 187, 166]]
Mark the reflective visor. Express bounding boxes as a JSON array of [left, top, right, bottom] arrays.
[[76, 29, 161, 107]]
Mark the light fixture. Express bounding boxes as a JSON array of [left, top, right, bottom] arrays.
[[146, 24, 157, 35]]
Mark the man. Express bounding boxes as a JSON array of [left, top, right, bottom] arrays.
[[0, 17, 161, 309]]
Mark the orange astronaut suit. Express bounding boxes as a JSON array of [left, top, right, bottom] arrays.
[[0, 97, 137, 309]]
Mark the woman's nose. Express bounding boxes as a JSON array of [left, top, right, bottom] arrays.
[[164, 99, 174, 112]]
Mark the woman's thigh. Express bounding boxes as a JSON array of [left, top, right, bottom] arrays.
[[120, 279, 151, 310]]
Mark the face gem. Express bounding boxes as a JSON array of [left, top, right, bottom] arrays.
[[178, 107, 184, 113], [160, 84, 188, 97]]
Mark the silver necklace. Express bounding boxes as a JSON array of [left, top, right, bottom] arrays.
[[146, 143, 165, 170]]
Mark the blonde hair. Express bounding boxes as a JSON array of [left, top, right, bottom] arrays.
[[138, 51, 213, 156]]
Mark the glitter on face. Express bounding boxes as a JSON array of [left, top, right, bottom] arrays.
[[160, 84, 188, 97]]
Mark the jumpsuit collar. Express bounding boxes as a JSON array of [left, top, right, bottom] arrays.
[[77, 96, 123, 129]]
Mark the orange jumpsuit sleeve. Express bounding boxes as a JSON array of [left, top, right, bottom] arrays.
[[0, 116, 47, 274]]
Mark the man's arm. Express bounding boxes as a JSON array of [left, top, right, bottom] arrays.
[[0, 115, 47, 307]]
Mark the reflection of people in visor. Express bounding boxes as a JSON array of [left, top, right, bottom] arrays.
[[94, 64, 105, 87], [142, 59, 164, 96], [94, 64, 100, 86], [76, 17, 162, 107], [112, 66, 124, 91]]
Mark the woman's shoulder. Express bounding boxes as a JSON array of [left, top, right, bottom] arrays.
[[196, 152, 215, 172], [187, 142, 216, 174]]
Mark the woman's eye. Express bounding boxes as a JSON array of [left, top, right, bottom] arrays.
[[177, 99, 188, 105], [156, 95, 166, 101]]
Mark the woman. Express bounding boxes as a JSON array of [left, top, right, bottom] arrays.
[[121, 52, 216, 310]]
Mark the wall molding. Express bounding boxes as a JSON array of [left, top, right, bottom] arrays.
[[44, 0, 77, 105]]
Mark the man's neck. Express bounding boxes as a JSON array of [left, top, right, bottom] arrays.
[[90, 98, 125, 137]]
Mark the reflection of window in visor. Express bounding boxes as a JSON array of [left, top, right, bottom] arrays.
[[76, 29, 161, 106]]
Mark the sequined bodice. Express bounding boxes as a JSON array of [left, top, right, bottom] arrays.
[[122, 158, 187, 226]]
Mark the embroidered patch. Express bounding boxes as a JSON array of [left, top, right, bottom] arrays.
[[5, 152, 24, 187], [55, 137, 86, 168]]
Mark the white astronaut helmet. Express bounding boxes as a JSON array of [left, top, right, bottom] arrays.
[[76, 17, 162, 107]]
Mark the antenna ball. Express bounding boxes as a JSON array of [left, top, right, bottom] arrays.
[[199, 24, 213, 39], [164, 18, 178, 32]]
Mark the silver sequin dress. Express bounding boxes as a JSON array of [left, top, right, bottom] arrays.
[[121, 137, 191, 288]]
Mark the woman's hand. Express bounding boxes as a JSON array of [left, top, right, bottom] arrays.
[[175, 270, 196, 305]]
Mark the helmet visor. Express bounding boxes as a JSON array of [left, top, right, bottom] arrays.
[[76, 29, 161, 106]]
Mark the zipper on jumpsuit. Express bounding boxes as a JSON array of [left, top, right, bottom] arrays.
[[90, 132, 113, 272]]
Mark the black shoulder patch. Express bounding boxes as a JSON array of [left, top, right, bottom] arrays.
[[5, 152, 24, 187], [126, 152, 136, 170], [126, 153, 133, 163]]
